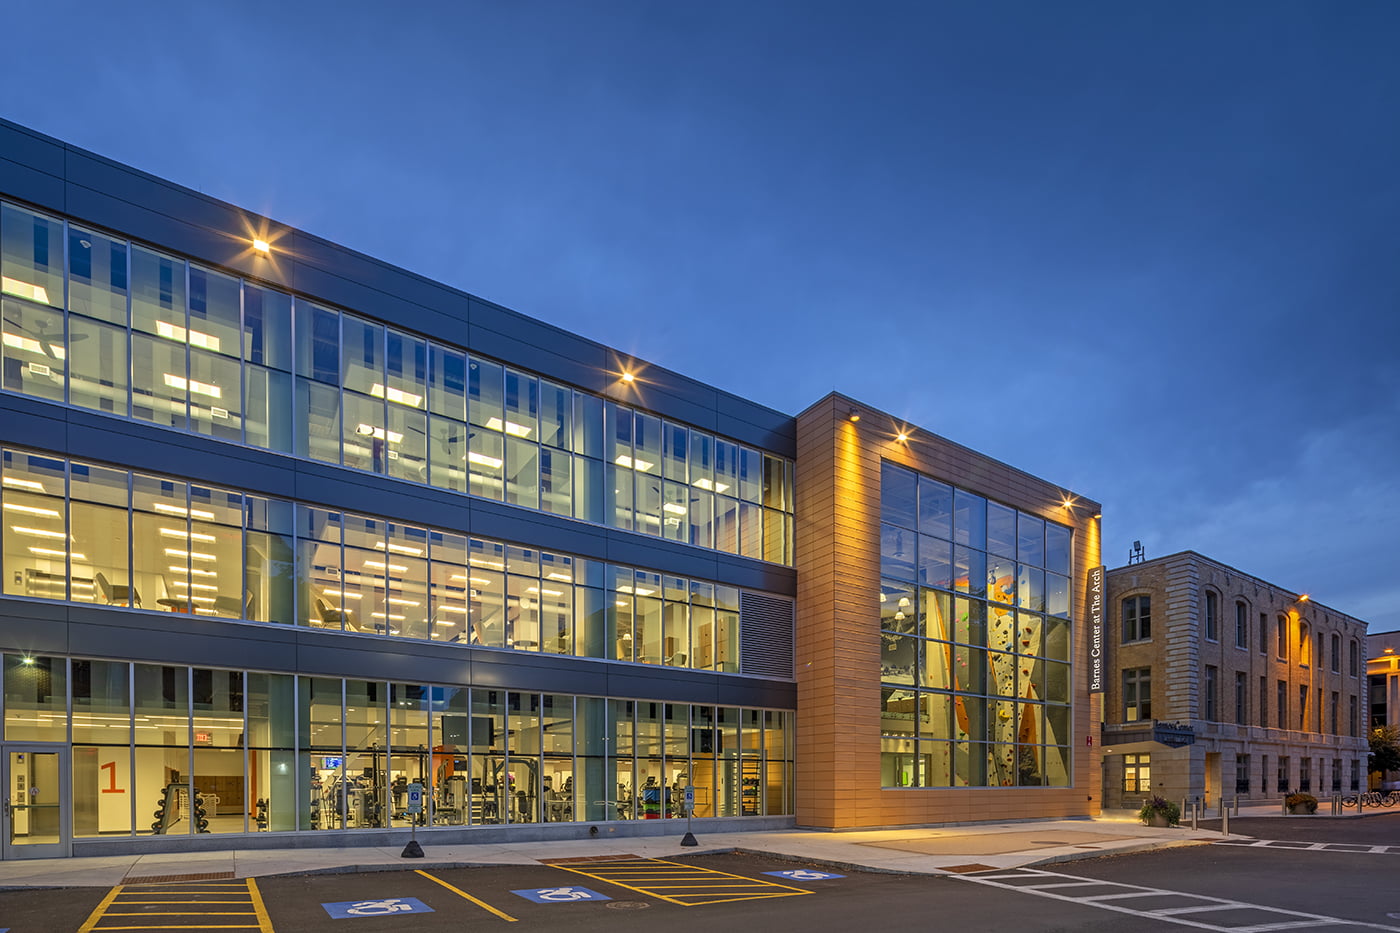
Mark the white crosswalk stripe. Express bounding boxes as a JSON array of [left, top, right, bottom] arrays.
[[1214, 839, 1400, 855], [953, 867, 1400, 932]]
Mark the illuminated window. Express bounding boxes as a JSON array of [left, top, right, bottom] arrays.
[[1123, 753, 1150, 793]]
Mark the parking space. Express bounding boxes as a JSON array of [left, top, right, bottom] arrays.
[[248, 853, 854, 931], [76, 879, 273, 932], [541, 857, 813, 906], [0, 854, 885, 933]]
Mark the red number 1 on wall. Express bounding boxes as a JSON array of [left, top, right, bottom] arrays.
[[100, 761, 125, 794]]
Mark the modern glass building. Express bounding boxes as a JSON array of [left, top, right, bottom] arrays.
[[0, 119, 1100, 858]]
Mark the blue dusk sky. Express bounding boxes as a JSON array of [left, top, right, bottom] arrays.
[[2, 2, 1397, 629]]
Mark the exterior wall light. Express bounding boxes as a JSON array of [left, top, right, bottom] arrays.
[[252, 239, 271, 255], [895, 432, 908, 442], [847, 408, 860, 422], [621, 372, 635, 383], [1298, 594, 1310, 603]]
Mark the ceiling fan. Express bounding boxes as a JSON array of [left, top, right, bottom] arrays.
[[2, 312, 86, 361]]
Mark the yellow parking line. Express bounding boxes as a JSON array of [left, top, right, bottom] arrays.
[[78, 885, 125, 933], [106, 900, 254, 904], [549, 857, 812, 906], [416, 869, 519, 922], [247, 878, 275, 933], [80, 878, 273, 932], [88, 918, 261, 924]]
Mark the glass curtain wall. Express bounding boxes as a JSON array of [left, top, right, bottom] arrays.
[[1, 446, 762, 675], [0, 651, 802, 840], [878, 461, 1074, 788], [0, 200, 794, 565]]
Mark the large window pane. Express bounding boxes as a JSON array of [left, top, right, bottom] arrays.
[[188, 266, 241, 359], [2, 449, 70, 600], [243, 284, 291, 371], [188, 347, 241, 441], [247, 672, 296, 832], [245, 365, 292, 451], [191, 668, 246, 833], [131, 331, 187, 429], [1, 204, 64, 308], [4, 654, 66, 741], [131, 245, 185, 338], [68, 316, 128, 415], [1, 297, 65, 402], [68, 226, 128, 324]]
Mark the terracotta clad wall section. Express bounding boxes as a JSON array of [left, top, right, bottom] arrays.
[[795, 392, 1102, 829]]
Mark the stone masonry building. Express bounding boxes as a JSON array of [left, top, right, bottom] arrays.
[[1102, 552, 1367, 809]]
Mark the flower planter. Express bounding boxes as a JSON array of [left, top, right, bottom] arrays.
[[1146, 812, 1171, 827], [1287, 804, 1314, 815]]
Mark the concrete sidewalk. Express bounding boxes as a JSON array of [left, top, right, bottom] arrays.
[[0, 815, 1231, 890]]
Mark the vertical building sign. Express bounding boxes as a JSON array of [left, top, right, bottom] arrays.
[[1088, 565, 1105, 693]]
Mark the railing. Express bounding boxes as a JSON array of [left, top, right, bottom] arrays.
[[1339, 790, 1399, 810]]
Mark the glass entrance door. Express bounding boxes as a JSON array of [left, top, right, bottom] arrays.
[[2, 747, 69, 858]]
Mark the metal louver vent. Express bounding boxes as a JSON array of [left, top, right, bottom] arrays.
[[740, 592, 795, 679]]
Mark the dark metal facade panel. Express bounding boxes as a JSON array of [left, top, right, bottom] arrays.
[[602, 530, 720, 579], [0, 602, 795, 708], [463, 650, 615, 695], [467, 298, 610, 377], [0, 601, 71, 655], [63, 614, 300, 670], [620, 384, 721, 436], [0, 121, 66, 177], [710, 555, 798, 597], [285, 231, 474, 322], [605, 669, 718, 705], [0, 394, 68, 452], [61, 416, 299, 501], [464, 322, 609, 397], [286, 261, 462, 342], [63, 149, 247, 236], [0, 158, 66, 214], [465, 501, 605, 562], [714, 394, 798, 458]]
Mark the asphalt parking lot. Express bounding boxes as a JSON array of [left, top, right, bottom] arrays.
[[46, 853, 951, 933]]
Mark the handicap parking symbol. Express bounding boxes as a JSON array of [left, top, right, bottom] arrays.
[[511, 886, 612, 903], [322, 897, 435, 919], [764, 869, 845, 881]]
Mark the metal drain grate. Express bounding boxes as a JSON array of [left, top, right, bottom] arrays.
[[122, 870, 236, 884]]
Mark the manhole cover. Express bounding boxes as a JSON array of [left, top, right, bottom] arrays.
[[606, 901, 651, 910]]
